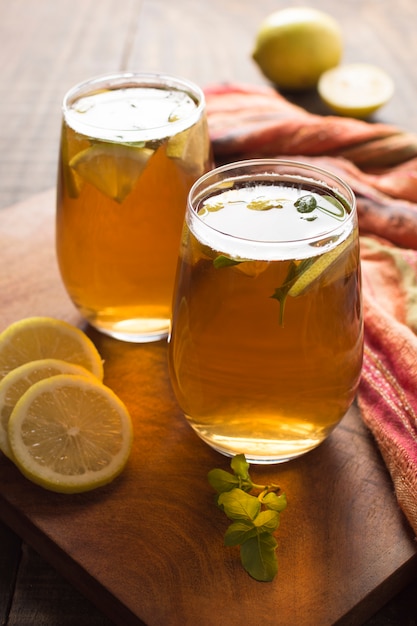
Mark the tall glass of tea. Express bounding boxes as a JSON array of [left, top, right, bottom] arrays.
[[56, 72, 211, 342], [168, 160, 363, 464]]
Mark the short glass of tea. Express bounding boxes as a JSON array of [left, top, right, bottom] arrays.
[[56, 72, 212, 342], [168, 159, 363, 464]]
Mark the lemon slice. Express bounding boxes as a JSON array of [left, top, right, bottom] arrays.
[[166, 117, 211, 174], [318, 63, 394, 118], [8, 375, 133, 493], [60, 126, 89, 198], [0, 358, 97, 460], [288, 232, 355, 297], [70, 143, 154, 202], [0, 317, 104, 382]]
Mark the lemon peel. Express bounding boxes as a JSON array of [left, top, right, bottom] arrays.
[[0, 317, 104, 382], [288, 232, 355, 297], [8, 375, 133, 494]]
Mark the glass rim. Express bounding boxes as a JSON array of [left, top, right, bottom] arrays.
[[62, 71, 206, 142], [187, 158, 357, 251]]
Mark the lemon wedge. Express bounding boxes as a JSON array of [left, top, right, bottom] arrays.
[[70, 142, 154, 202], [0, 358, 97, 460], [166, 117, 211, 174], [8, 375, 133, 493], [288, 232, 355, 297], [0, 317, 104, 382], [318, 63, 394, 118]]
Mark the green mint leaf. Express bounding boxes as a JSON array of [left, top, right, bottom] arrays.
[[224, 519, 257, 546], [270, 286, 288, 327], [213, 255, 242, 269], [218, 488, 261, 521], [262, 491, 288, 512], [208, 454, 287, 583], [230, 453, 250, 481], [253, 509, 280, 533], [240, 533, 279, 582], [294, 194, 317, 213], [270, 260, 300, 325], [207, 468, 240, 494]]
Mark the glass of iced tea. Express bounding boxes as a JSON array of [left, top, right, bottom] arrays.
[[168, 159, 363, 463], [56, 72, 212, 342]]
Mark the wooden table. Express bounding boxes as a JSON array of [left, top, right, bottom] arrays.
[[2, 1, 417, 624]]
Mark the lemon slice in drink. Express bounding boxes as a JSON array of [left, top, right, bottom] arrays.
[[8, 375, 133, 493], [0, 317, 104, 382], [0, 358, 97, 460], [166, 117, 211, 174], [318, 63, 394, 118], [288, 232, 355, 297], [70, 143, 154, 202]]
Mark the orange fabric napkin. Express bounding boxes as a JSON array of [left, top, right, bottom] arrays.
[[204, 83, 417, 536]]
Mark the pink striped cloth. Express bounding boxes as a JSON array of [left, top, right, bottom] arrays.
[[204, 83, 417, 535]]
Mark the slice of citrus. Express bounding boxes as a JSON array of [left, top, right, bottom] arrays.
[[8, 375, 133, 493], [318, 63, 394, 118], [70, 142, 154, 202], [288, 231, 355, 297], [0, 317, 104, 382], [0, 358, 97, 460], [166, 117, 211, 174], [60, 125, 89, 198]]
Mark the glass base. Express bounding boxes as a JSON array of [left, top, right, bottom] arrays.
[[191, 426, 332, 464], [89, 317, 170, 343]]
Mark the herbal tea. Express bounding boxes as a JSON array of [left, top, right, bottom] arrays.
[[168, 162, 363, 463], [56, 74, 212, 342]]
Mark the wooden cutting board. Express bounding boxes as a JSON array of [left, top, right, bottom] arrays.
[[1, 190, 416, 626]]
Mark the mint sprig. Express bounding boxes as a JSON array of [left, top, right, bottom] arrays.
[[208, 454, 287, 582]]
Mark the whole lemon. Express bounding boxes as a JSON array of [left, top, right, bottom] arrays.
[[252, 7, 343, 91]]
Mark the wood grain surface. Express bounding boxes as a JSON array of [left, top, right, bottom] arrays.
[[2, 1, 417, 624], [1, 192, 417, 625]]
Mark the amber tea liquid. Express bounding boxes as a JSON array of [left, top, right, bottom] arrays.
[[56, 74, 211, 342], [168, 161, 363, 463]]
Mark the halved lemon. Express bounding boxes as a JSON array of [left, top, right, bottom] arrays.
[[288, 231, 355, 297], [0, 317, 104, 382], [318, 63, 394, 118], [0, 358, 97, 460], [8, 375, 133, 493], [70, 142, 154, 202]]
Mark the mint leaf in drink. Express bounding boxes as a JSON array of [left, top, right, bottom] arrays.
[[294, 193, 345, 220], [294, 194, 317, 213], [270, 260, 300, 326], [213, 255, 243, 269], [208, 454, 287, 582]]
